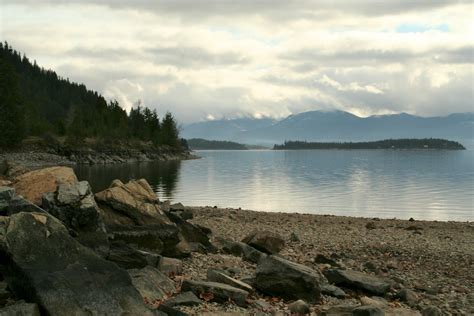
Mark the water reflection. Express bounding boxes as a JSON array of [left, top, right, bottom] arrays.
[[75, 150, 474, 221], [74, 160, 181, 196]]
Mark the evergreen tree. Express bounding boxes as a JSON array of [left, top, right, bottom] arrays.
[[0, 57, 25, 147], [160, 112, 179, 147]]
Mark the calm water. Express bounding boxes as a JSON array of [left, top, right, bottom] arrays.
[[75, 150, 474, 221]]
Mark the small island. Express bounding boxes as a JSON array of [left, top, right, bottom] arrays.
[[187, 138, 249, 150], [273, 138, 466, 150]]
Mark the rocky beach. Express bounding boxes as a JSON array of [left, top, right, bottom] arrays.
[[0, 162, 472, 316]]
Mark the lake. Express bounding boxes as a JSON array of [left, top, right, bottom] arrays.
[[75, 150, 474, 221]]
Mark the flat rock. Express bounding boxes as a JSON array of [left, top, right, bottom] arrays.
[[255, 255, 324, 303], [207, 268, 253, 292], [321, 284, 346, 298], [217, 237, 267, 264], [242, 230, 285, 254], [13, 166, 77, 205], [1, 212, 153, 316], [182, 280, 249, 307], [128, 266, 175, 306], [164, 291, 202, 307], [323, 269, 391, 296]]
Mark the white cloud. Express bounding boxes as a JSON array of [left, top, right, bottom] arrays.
[[2, 1, 473, 123]]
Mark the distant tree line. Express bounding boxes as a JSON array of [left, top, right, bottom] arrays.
[[187, 138, 248, 150], [0, 42, 182, 148], [273, 139, 465, 150]]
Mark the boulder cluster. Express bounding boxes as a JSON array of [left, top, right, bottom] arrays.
[[0, 163, 445, 315]]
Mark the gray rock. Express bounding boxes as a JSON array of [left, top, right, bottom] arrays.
[[321, 284, 346, 298], [0, 186, 14, 201], [421, 306, 442, 316], [42, 181, 109, 255], [240, 275, 256, 287], [290, 232, 300, 242], [170, 203, 185, 211], [4, 196, 45, 215], [207, 268, 253, 292], [352, 305, 385, 316], [1, 212, 153, 315], [111, 224, 181, 256], [242, 230, 285, 254], [164, 291, 202, 307], [128, 266, 175, 304], [0, 301, 40, 316], [217, 237, 267, 264], [166, 211, 215, 253], [158, 256, 183, 276], [56, 181, 89, 205], [288, 299, 310, 314], [397, 288, 418, 306], [181, 280, 249, 307], [106, 241, 152, 269], [255, 255, 324, 303], [315, 254, 340, 267], [323, 269, 391, 296]]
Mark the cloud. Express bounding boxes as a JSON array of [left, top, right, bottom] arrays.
[[2, 1, 473, 123]]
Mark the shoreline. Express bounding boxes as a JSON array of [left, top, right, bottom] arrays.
[[178, 205, 473, 223], [0, 150, 198, 169], [180, 206, 474, 314]]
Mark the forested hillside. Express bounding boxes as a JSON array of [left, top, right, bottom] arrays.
[[0, 42, 181, 148]]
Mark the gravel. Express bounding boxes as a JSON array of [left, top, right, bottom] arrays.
[[175, 206, 473, 315]]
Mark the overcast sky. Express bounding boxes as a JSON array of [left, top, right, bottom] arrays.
[[1, 0, 473, 123]]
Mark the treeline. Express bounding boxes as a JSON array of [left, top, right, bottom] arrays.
[[0, 42, 182, 148], [187, 138, 248, 150], [273, 139, 466, 150]]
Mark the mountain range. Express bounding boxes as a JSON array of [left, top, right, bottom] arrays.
[[182, 111, 474, 148]]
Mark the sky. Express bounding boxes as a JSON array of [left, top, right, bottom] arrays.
[[1, 0, 473, 123]]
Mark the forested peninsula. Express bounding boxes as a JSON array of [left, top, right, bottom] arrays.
[[273, 139, 466, 150], [0, 42, 191, 164]]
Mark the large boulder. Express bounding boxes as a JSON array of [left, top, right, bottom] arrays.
[[12, 166, 77, 205], [95, 179, 170, 226], [323, 269, 391, 296], [242, 230, 285, 254], [42, 181, 109, 255], [255, 255, 324, 303], [0, 212, 153, 315], [95, 179, 181, 255], [166, 211, 216, 253]]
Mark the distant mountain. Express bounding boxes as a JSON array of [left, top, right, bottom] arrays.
[[181, 117, 276, 141], [182, 111, 474, 147]]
